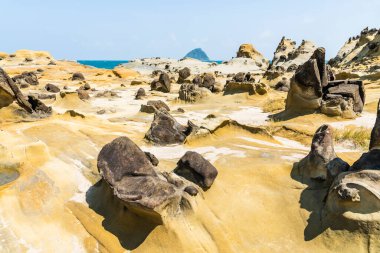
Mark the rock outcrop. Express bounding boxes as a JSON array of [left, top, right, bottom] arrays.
[[0, 68, 51, 115], [328, 27, 379, 71], [174, 151, 218, 190], [297, 125, 349, 182], [236, 43, 269, 70], [97, 137, 193, 221], [72, 72, 85, 81], [284, 47, 364, 118], [45, 83, 60, 93], [135, 88, 146, 100], [178, 83, 211, 103], [12, 71, 39, 87], [151, 72, 171, 93], [324, 101, 380, 231], [145, 110, 193, 145], [177, 67, 191, 84], [224, 72, 268, 95], [263, 38, 317, 86], [140, 100, 170, 114]]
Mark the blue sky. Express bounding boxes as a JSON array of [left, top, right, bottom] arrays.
[[1, 0, 378, 60]]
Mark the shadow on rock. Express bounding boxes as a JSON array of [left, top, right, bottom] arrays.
[[290, 162, 329, 241], [86, 180, 159, 250]]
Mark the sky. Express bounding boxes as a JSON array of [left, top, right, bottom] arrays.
[[1, 0, 379, 60]]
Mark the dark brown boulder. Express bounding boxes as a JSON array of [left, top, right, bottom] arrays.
[[97, 137, 191, 221], [135, 87, 146, 100], [45, 83, 60, 93], [72, 72, 85, 81], [174, 151, 218, 190], [285, 58, 323, 112], [310, 47, 328, 87], [322, 80, 365, 114], [140, 100, 170, 114], [233, 72, 245, 82], [192, 75, 202, 85], [150, 73, 171, 93], [145, 110, 189, 145], [178, 67, 191, 83], [297, 125, 349, 181], [200, 73, 215, 90], [12, 71, 39, 86]]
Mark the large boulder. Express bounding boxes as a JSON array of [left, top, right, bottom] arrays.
[[199, 73, 215, 90], [297, 124, 349, 181], [140, 100, 170, 114], [324, 100, 380, 231], [174, 151, 218, 190], [72, 72, 85, 81], [285, 55, 324, 112], [97, 136, 193, 221], [151, 73, 171, 93], [45, 83, 60, 93], [178, 83, 211, 103], [224, 72, 268, 95], [135, 88, 146, 100], [177, 67, 191, 84], [12, 71, 39, 87], [145, 110, 190, 145]]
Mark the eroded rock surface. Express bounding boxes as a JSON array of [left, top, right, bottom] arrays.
[[297, 124, 349, 181]]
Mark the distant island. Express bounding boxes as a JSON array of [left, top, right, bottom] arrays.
[[184, 48, 210, 61]]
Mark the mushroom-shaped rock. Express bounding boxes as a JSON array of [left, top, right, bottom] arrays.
[[174, 151, 218, 190], [145, 110, 190, 145], [140, 100, 170, 114], [97, 137, 191, 221], [72, 72, 85, 81], [297, 125, 349, 181]]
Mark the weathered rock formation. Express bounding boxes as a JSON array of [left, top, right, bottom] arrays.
[[329, 27, 379, 71], [297, 125, 349, 182], [140, 100, 170, 114], [224, 72, 268, 95], [135, 87, 146, 100], [285, 48, 364, 118], [151, 72, 171, 93], [263, 38, 317, 85], [177, 67, 191, 84], [178, 83, 211, 103], [174, 151, 218, 190], [145, 110, 193, 145], [12, 71, 39, 87], [324, 101, 380, 231], [72, 72, 85, 81], [45, 83, 60, 93], [97, 136, 195, 221], [236, 43, 269, 70], [0, 68, 51, 115]]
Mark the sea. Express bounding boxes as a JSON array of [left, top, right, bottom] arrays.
[[77, 60, 223, 69]]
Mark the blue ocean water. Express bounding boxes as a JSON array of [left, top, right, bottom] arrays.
[[77, 60, 129, 69], [77, 60, 223, 69]]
